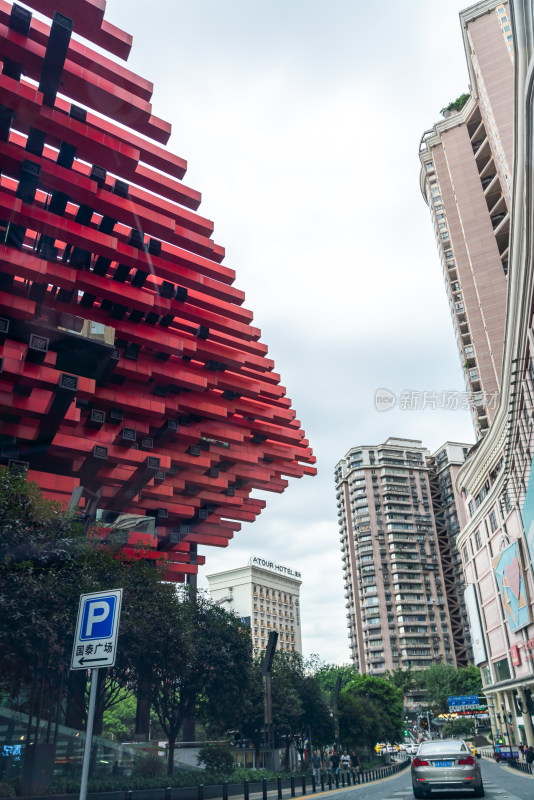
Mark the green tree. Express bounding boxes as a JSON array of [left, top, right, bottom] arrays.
[[440, 92, 470, 115], [338, 691, 382, 749], [197, 743, 235, 775], [312, 660, 358, 697], [0, 467, 88, 697], [455, 665, 483, 696], [338, 674, 403, 748], [386, 665, 416, 697], [238, 655, 265, 755], [238, 653, 335, 768], [418, 664, 457, 713], [64, 543, 166, 734], [441, 718, 476, 738], [102, 691, 137, 741], [137, 588, 253, 775], [418, 663, 482, 714], [271, 652, 334, 768]]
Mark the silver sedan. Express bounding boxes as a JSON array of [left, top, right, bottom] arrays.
[[411, 739, 484, 798]]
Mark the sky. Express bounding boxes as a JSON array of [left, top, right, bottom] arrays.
[[104, 0, 477, 665]]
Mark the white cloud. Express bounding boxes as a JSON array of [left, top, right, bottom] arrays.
[[106, 0, 477, 665]]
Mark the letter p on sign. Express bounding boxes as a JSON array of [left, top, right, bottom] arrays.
[[80, 595, 117, 640]]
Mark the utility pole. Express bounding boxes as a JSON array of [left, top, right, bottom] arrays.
[[262, 632, 278, 771], [332, 675, 342, 750]]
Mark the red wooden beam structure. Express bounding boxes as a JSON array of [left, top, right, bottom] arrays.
[[0, 0, 316, 582]]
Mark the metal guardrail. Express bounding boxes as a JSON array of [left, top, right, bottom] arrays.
[[21, 757, 412, 800], [480, 748, 534, 775], [508, 760, 534, 775]]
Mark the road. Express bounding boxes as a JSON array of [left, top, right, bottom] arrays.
[[310, 758, 534, 800]]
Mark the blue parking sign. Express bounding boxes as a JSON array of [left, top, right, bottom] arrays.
[[80, 595, 117, 640], [71, 589, 122, 670]]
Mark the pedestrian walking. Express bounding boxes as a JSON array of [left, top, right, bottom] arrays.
[[526, 745, 534, 765], [330, 749, 340, 777], [340, 750, 351, 777], [310, 750, 322, 783], [325, 749, 332, 779], [350, 750, 361, 778]]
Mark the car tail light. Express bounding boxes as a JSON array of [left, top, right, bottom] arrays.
[[458, 756, 475, 765], [412, 758, 429, 767]]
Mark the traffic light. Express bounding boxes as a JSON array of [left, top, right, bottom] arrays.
[[419, 717, 428, 729], [404, 729, 408, 737]]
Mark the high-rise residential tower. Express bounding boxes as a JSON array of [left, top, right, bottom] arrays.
[[427, 442, 473, 667], [419, 0, 514, 435], [335, 437, 471, 675]]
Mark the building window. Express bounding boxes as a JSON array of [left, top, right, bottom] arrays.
[[468, 500, 475, 518], [494, 657, 511, 682], [489, 510, 498, 533], [474, 530, 482, 549]]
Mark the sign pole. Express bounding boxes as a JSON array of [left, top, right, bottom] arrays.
[[71, 589, 122, 800], [79, 668, 99, 800]]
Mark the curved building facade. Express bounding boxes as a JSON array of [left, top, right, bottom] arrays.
[[428, 0, 534, 747], [419, 0, 514, 436]]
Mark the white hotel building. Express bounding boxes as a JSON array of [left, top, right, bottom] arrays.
[[206, 558, 303, 655]]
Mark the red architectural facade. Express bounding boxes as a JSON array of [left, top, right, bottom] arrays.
[[0, 0, 315, 582]]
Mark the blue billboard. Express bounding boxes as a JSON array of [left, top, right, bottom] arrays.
[[448, 695, 481, 711]]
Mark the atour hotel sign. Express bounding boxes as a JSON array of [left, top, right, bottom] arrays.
[[249, 555, 301, 579]]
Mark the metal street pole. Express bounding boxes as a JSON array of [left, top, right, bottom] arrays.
[[486, 693, 498, 755], [79, 668, 99, 800], [505, 712, 514, 757], [332, 675, 342, 750], [71, 591, 122, 800], [500, 704, 513, 757], [261, 632, 277, 771], [505, 718, 512, 754]]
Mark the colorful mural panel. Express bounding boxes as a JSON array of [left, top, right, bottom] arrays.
[[492, 542, 530, 632], [521, 460, 534, 571]]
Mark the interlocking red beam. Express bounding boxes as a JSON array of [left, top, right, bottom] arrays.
[[0, 0, 316, 582]]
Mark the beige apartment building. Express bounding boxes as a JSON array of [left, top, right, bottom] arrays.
[[206, 558, 302, 655], [335, 438, 472, 675], [419, 0, 514, 436]]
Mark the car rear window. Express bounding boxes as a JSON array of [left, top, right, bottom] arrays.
[[419, 741, 468, 755]]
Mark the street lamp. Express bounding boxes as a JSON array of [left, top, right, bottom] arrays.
[[499, 705, 513, 759], [506, 712, 514, 755], [261, 632, 278, 771]]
